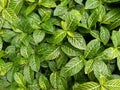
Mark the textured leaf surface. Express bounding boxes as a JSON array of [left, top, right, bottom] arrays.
[[60, 57, 84, 77], [67, 32, 86, 50]]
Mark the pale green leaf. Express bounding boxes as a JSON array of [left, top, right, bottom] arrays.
[[23, 65, 34, 84], [67, 32, 86, 50], [25, 3, 37, 15], [39, 74, 50, 90], [103, 79, 120, 90], [48, 29, 66, 44], [108, 18, 120, 30], [2, 8, 18, 23], [8, 0, 23, 14], [50, 72, 67, 90], [54, 6, 67, 16], [74, 0, 83, 5], [79, 82, 100, 90], [42, 46, 60, 60], [38, 7, 52, 22], [61, 44, 81, 57], [41, 0, 56, 8], [20, 45, 29, 58], [84, 39, 100, 59], [85, 0, 99, 9], [97, 47, 119, 60], [90, 30, 100, 39], [0, 0, 7, 8], [102, 9, 120, 24], [88, 11, 99, 28], [0, 38, 3, 50], [100, 26, 110, 45], [104, 0, 120, 3], [93, 60, 110, 80], [33, 30, 45, 45], [85, 59, 94, 74], [111, 31, 120, 47], [65, 10, 81, 31], [29, 55, 40, 72], [60, 57, 84, 77], [14, 72, 26, 87]]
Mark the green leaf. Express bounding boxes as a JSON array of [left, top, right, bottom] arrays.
[[90, 30, 100, 39], [111, 31, 120, 47], [84, 39, 100, 59], [48, 29, 66, 44], [74, 0, 83, 5], [39, 74, 50, 90], [97, 4, 106, 22], [23, 65, 34, 84], [61, 44, 81, 57], [93, 60, 110, 80], [8, 0, 23, 14], [102, 9, 120, 24], [67, 32, 86, 50], [117, 55, 120, 71], [104, 0, 120, 3], [14, 72, 26, 87], [97, 47, 119, 60], [85, 59, 94, 74], [54, 6, 67, 16], [0, 0, 7, 9], [2, 8, 18, 23], [60, 57, 84, 77], [85, 0, 99, 9], [27, 12, 41, 29], [41, 20, 55, 34], [0, 38, 3, 50], [20, 45, 29, 58], [79, 82, 100, 90], [50, 72, 67, 90], [42, 46, 60, 60], [103, 79, 120, 90], [88, 11, 99, 28], [25, 3, 37, 15], [29, 55, 40, 72], [56, 53, 68, 69], [38, 7, 52, 22], [65, 10, 81, 31], [108, 18, 120, 30], [41, 0, 56, 8], [100, 26, 110, 45], [33, 30, 45, 45]]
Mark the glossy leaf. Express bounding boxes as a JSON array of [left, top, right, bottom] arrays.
[[85, 0, 99, 9], [65, 10, 81, 31], [50, 72, 67, 90], [33, 30, 45, 45], [2, 8, 17, 23], [103, 79, 120, 90], [100, 26, 110, 45], [102, 9, 120, 24], [14, 72, 26, 87], [111, 31, 120, 47], [84, 39, 100, 59], [79, 82, 100, 90], [48, 29, 66, 44], [29, 55, 40, 72], [8, 0, 23, 14], [67, 32, 86, 50], [93, 60, 110, 80], [39, 74, 50, 90], [60, 57, 84, 77]]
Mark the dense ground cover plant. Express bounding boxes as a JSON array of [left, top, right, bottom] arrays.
[[1, 0, 120, 90]]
